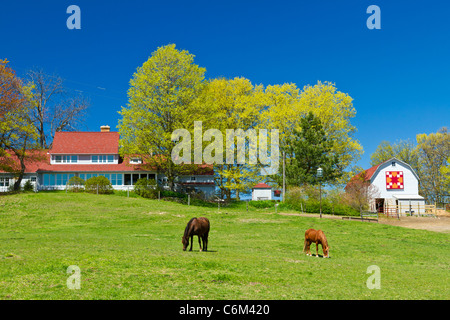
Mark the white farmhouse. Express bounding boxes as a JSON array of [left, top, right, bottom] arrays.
[[252, 183, 273, 201], [0, 126, 216, 198], [351, 157, 425, 214]]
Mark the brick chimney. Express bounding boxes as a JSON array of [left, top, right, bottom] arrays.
[[100, 125, 110, 132]]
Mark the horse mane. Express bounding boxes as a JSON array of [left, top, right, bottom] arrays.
[[183, 217, 196, 239], [318, 230, 328, 248]]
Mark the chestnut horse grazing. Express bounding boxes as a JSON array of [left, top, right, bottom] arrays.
[[303, 229, 330, 258], [182, 217, 210, 251]]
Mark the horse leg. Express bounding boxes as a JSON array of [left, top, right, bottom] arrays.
[[204, 234, 208, 251], [316, 242, 319, 257], [198, 235, 202, 252], [189, 235, 193, 251], [305, 241, 311, 256]]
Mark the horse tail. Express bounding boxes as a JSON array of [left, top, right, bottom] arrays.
[[303, 230, 309, 252]]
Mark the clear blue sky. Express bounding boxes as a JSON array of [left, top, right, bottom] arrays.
[[1, 0, 449, 170]]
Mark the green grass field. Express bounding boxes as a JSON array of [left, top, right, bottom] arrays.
[[0, 192, 449, 300]]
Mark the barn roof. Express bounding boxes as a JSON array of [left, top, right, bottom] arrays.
[[346, 157, 420, 190]]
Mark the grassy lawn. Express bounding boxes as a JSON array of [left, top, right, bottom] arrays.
[[0, 192, 449, 300]]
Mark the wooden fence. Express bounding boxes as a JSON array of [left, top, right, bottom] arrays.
[[382, 204, 437, 217]]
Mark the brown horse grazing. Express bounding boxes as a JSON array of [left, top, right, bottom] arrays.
[[182, 217, 210, 252], [303, 229, 330, 258]]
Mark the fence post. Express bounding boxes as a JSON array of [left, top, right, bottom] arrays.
[[158, 190, 160, 201], [96, 184, 98, 195], [188, 194, 190, 206], [127, 187, 129, 198], [246, 200, 248, 213]]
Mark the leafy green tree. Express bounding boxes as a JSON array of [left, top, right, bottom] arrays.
[[284, 112, 341, 186], [262, 81, 363, 188], [298, 81, 363, 185]]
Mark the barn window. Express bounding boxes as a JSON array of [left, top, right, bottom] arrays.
[[392, 161, 396, 166]]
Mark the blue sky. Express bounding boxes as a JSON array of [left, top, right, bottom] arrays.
[[1, 0, 449, 171]]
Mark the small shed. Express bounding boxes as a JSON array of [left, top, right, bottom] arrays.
[[252, 183, 273, 201]]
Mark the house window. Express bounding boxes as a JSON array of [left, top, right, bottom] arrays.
[[30, 176, 37, 182], [124, 174, 131, 185], [130, 158, 142, 164], [110, 174, 123, 186], [92, 155, 112, 163], [49, 174, 55, 185], [54, 155, 77, 163], [190, 176, 196, 181], [392, 161, 396, 167], [0, 177, 10, 187]]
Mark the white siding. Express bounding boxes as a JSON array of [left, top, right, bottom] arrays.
[[370, 160, 419, 199], [252, 188, 272, 200]]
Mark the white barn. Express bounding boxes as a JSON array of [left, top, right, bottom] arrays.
[[358, 158, 425, 214]]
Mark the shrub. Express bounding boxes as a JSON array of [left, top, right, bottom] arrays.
[[67, 176, 85, 192], [23, 180, 34, 192], [249, 200, 277, 208], [285, 187, 359, 216], [85, 176, 113, 194], [134, 178, 159, 199], [161, 190, 187, 199]]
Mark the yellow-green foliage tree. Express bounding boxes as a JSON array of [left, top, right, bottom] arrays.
[[262, 81, 363, 188], [193, 77, 267, 200], [118, 44, 206, 190], [416, 127, 450, 204], [298, 81, 363, 185]]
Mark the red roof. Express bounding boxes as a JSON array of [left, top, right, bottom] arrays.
[[345, 163, 382, 190], [253, 183, 272, 189], [0, 150, 214, 174], [50, 131, 120, 154], [0, 150, 144, 173]]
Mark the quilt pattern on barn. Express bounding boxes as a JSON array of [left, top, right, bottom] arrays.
[[386, 171, 404, 189]]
